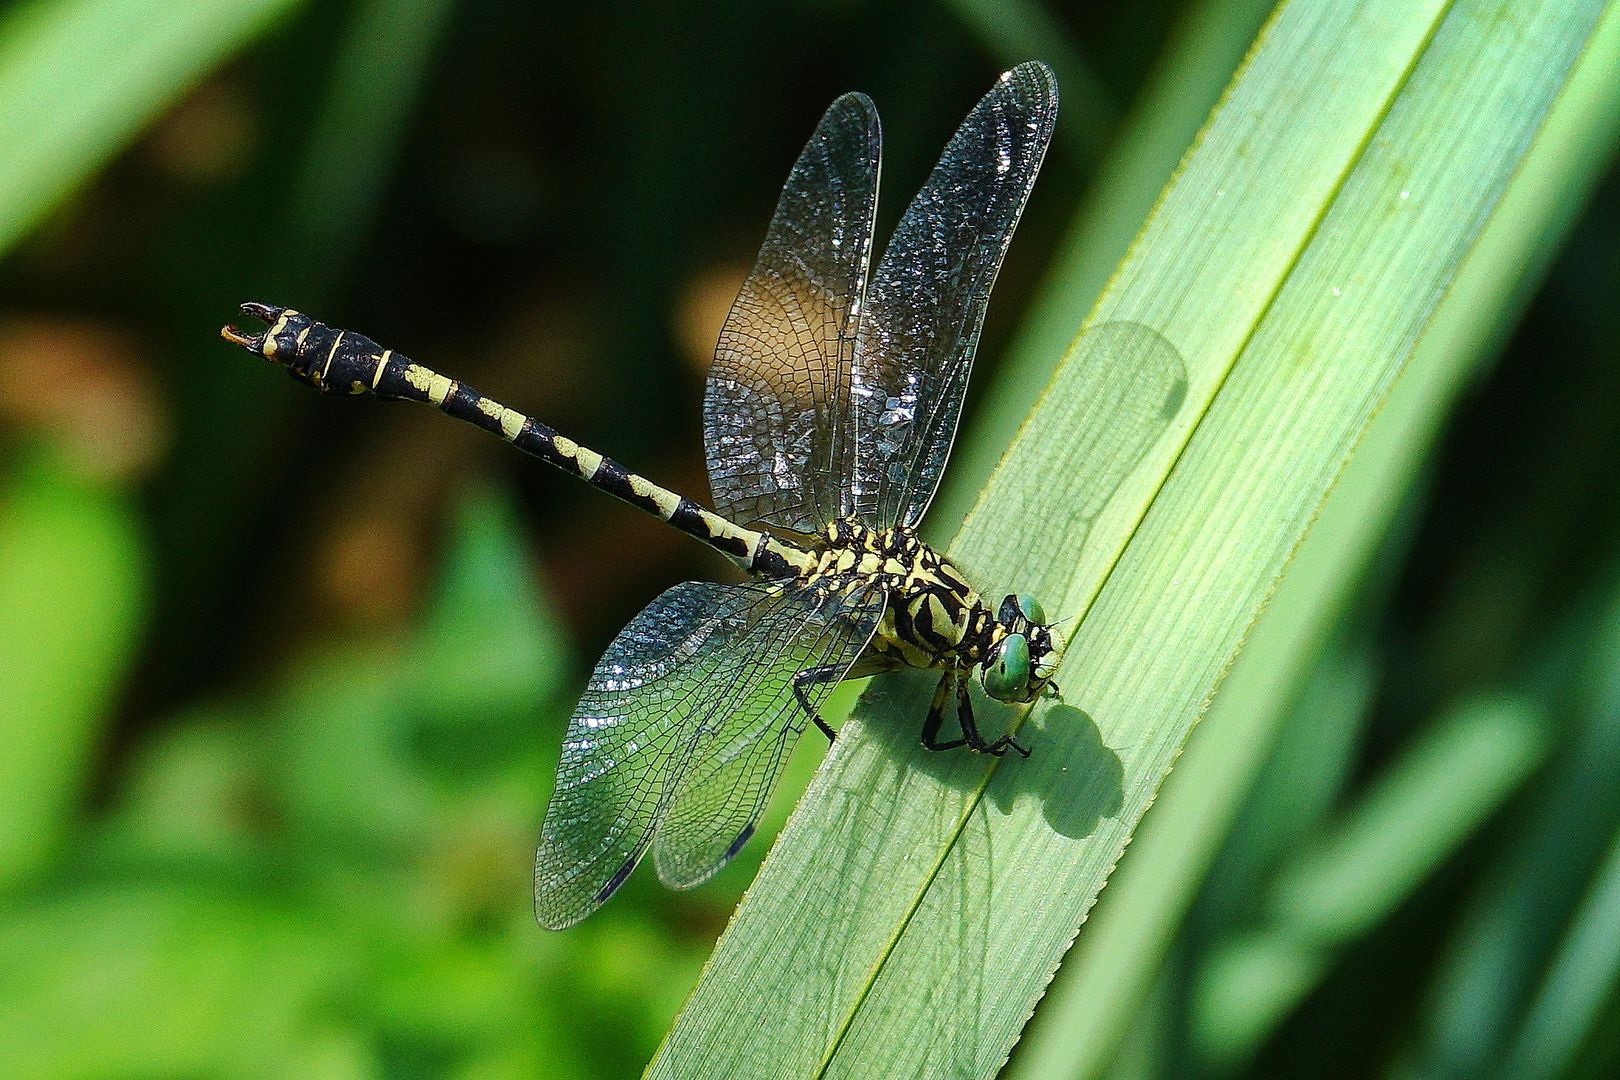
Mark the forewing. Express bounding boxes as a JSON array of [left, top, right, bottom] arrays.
[[534, 580, 790, 929], [652, 580, 886, 889], [705, 92, 880, 534], [848, 62, 1057, 529]]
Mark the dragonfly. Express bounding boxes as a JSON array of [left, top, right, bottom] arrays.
[[222, 61, 1059, 929]]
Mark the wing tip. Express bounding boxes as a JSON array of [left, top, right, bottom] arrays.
[[654, 822, 758, 892], [530, 853, 641, 931], [1002, 60, 1059, 109], [825, 90, 881, 140]]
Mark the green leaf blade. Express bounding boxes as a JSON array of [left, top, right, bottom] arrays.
[[1010, 1, 1620, 1071], [0, 453, 146, 889], [650, 1, 1614, 1075]]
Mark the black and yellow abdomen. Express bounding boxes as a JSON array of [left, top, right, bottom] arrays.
[[224, 304, 813, 581]]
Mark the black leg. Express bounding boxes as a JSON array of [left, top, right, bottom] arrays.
[[792, 664, 848, 742], [921, 669, 968, 751], [956, 674, 1030, 758]]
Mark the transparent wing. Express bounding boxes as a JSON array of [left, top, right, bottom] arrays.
[[704, 92, 880, 535], [533, 578, 884, 929], [849, 61, 1058, 529], [653, 580, 886, 889]]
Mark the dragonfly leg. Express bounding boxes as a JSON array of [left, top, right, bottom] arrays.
[[921, 669, 968, 752], [792, 664, 847, 742], [955, 672, 1030, 758]]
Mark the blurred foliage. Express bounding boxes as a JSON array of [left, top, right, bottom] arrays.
[[0, 0, 1615, 1078]]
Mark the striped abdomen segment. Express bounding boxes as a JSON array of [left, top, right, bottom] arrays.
[[223, 304, 812, 579]]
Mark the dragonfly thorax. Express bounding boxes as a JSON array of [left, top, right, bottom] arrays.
[[812, 521, 1056, 704]]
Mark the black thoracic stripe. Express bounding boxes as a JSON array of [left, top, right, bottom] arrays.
[[913, 592, 937, 641], [894, 592, 917, 643], [929, 582, 964, 615], [930, 592, 966, 653], [936, 564, 969, 594]]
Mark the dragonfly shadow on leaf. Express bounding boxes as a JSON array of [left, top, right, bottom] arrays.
[[989, 703, 1123, 840], [848, 673, 1123, 843], [980, 320, 1188, 594]]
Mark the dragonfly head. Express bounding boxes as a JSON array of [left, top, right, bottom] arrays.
[[221, 302, 353, 393], [982, 593, 1058, 704]]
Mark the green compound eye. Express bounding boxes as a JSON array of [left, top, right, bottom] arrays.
[[1015, 593, 1046, 625], [983, 633, 1032, 702]]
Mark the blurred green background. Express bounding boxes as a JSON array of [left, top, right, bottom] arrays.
[[0, 0, 1617, 1077]]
